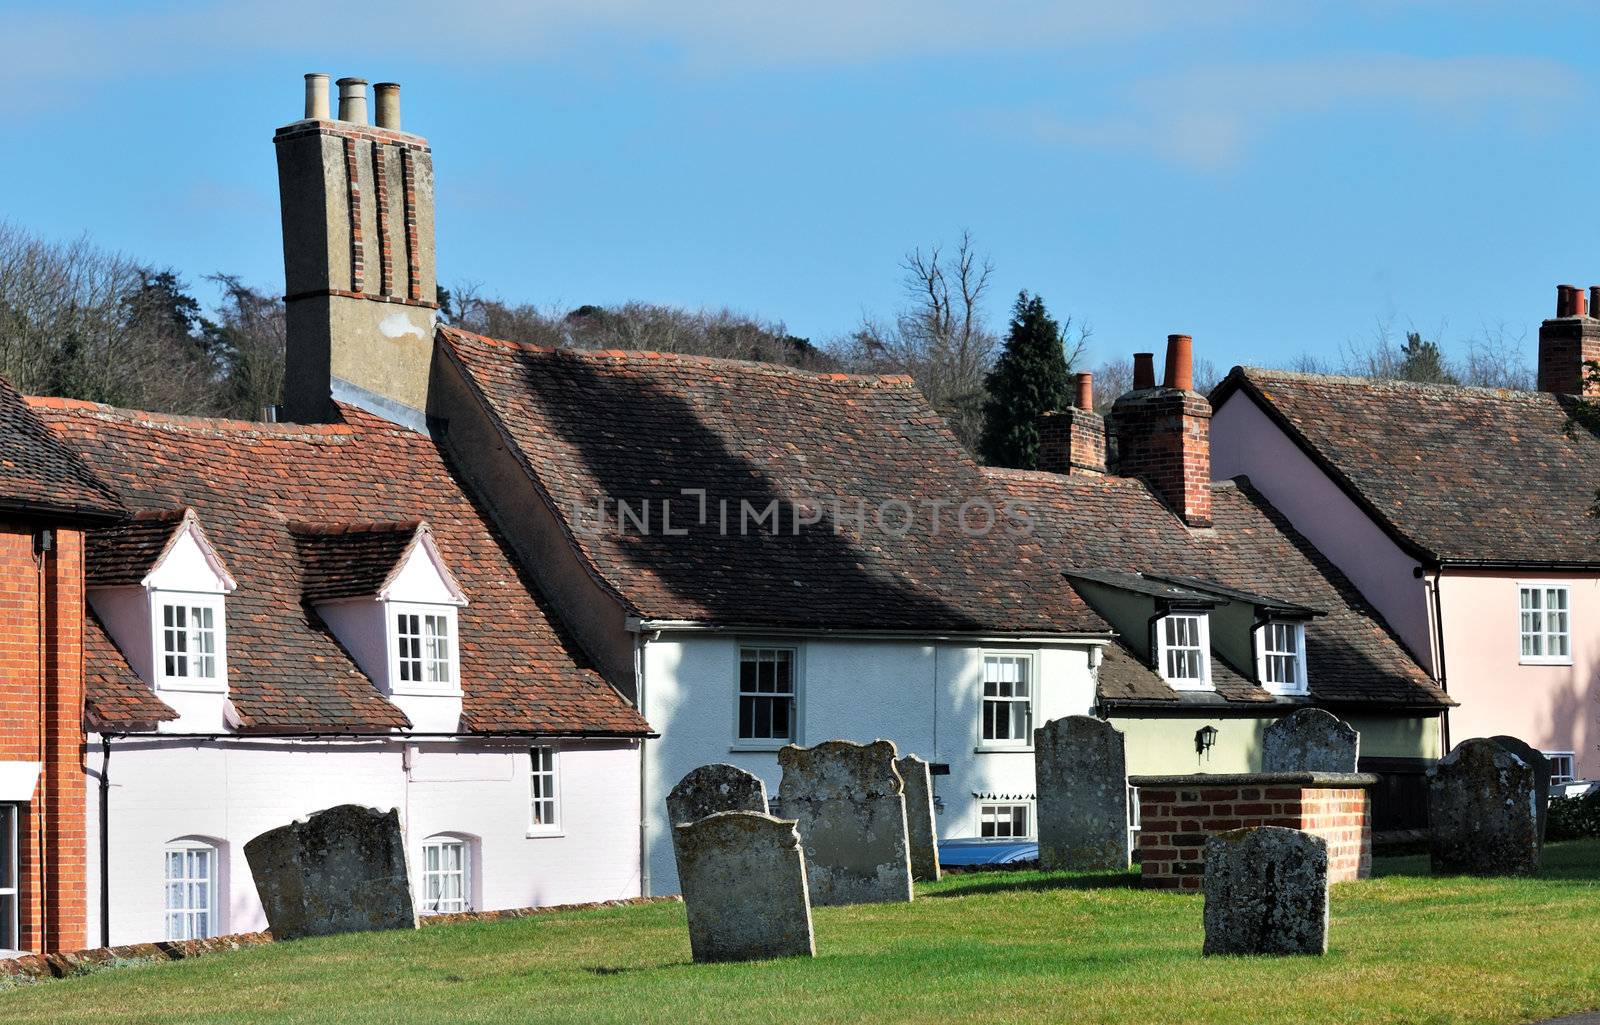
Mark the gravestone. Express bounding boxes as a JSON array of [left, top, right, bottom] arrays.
[[1034, 716, 1130, 872], [243, 804, 417, 941], [667, 764, 769, 827], [1427, 738, 1541, 876], [1203, 826, 1329, 956], [675, 811, 815, 963], [1261, 708, 1360, 774], [895, 755, 941, 882], [1489, 736, 1550, 844], [777, 739, 914, 906]]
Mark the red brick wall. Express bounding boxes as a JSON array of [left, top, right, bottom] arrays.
[[0, 525, 87, 953], [1136, 781, 1372, 891], [1038, 409, 1107, 475], [1536, 317, 1600, 396], [1109, 389, 1212, 527]]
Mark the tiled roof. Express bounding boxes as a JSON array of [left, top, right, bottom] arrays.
[[440, 327, 1108, 635], [0, 381, 122, 522], [84, 609, 178, 729], [33, 397, 650, 736], [985, 468, 1450, 710], [84, 508, 190, 586], [1215, 368, 1600, 565], [292, 521, 463, 604]]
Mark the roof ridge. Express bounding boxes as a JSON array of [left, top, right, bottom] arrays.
[[27, 395, 362, 438], [1236, 365, 1556, 403], [439, 324, 917, 389]]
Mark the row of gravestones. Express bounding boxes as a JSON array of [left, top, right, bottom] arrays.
[[667, 739, 941, 963], [230, 714, 1547, 959]]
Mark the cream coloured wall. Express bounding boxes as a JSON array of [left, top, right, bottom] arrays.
[[1116, 712, 1440, 776], [1438, 571, 1600, 778]]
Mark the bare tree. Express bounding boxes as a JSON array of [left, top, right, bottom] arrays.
[[205, 274, 286, 419], [834, 230, 1000, 450]]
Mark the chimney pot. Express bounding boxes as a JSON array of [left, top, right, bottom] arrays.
[[1589, 287, 1600, 319], [1132, 352, 1156, 390], [374, 83, 401, 130], [1074, 372, 1094, 411], [1557, 284, 1578, 318], [1163, 334, 1194, 391], [1576, 289, 1590, 319], [336, 77, 369, 124], [304, 73, 330, 120]]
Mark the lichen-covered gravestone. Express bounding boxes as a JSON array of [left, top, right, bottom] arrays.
[[243, 804, 417, 941], [777, 739, 914, 906], [675, 811, 815, 963], [1034, 716, 1130, 872], [895, 754, 941, 882], [1203, 826, 1329, 956], [1261, 708, 1360, 774], [1489, 736, 1550, 844], [1427, 737, 1541, 876]]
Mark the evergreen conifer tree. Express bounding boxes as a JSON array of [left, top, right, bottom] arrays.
[[978, 291, 1072, 468]]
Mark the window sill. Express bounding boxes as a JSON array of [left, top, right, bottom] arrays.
[[1162, 681, 1215, 692], [525, 828, 564, 839], [1519, 657, 1574, 667], [975, 745, 1033, 754], [156, 680, 228, 695], [1262, 686, 1309, 698], [389, 687, 465, 698], [729, 743, 790, 754]]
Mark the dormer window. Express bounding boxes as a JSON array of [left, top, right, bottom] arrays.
[[295, 521, 467, 703], [1257, 621, 1308, 695], [1157, 613, 1211, 689], [161, 599, 221, 684]]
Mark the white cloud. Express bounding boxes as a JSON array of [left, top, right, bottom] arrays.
[[1021, 53, 1583, 169]]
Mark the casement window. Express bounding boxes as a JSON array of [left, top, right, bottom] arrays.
[[1257, 621, 1307, 695], [737, 647, 796, 744], [0, 806, 16, 953], [155, 596, 226, 691], [164, 841, 216, 941], [396, 611, 453, 686], [980, 653, 1035, 747], [419, 837, 471, 915], [978, 802, 1032, 839], [1519, 586, 1572, 664], [1157, 613, 1211, 689], [1545, 752, 1577, 786], [528, 746, 561, 835]]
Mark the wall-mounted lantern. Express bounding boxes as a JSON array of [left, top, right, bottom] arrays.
[[1194, 724, 1219, 760]]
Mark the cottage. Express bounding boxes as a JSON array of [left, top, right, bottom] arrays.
[[1211, 289, 1600, 783]]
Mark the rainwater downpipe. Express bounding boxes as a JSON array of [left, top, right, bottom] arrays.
[[634, 629, 651, 897], [1432, 567, 1451, 754], [99, 735, 114, 948]]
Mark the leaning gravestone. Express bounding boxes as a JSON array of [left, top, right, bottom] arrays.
[[1427, 738, 1540, 876], [675, 811, 815, 963], [667, 763, 771, 886], [243, 804, 417, 941], [1261, 708, 1360, 774], [895, 755, 941, 882], [1034, 716, 1130, 872], [777, 739, 914, 906], [1203, 826, 1329, 956], [1489, 736, 1550, 844]]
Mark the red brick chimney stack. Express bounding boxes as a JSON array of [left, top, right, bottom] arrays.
[[1111, 333, 1213, 528], [1037, 371, 1108, 476], [1538, 283, 1600, 396]]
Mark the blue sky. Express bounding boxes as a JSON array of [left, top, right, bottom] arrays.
[[1, 1, 1596, 371]]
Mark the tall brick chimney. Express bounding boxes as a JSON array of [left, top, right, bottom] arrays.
[[1111, 334, 1212, 527], [276, 74, 438, 427], [1037, 372, 1106, 475], [1538, 284, 1600, 396]]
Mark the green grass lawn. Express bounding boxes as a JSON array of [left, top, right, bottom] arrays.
[[9, 840, 1600, 1025]]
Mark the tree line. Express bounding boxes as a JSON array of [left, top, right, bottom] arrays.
[[0, 221, 1540, 469]]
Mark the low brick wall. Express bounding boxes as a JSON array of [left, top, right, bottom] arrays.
[[1132, 772, 1376, 891], [0, 895, 682, 982]]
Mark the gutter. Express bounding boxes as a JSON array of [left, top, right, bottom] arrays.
[[625, 617, 1114, 646], [1431, 559, 1600, 572], [85, 729, 659, 743]]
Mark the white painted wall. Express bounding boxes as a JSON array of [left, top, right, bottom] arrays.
[[639, 632, 1098, 894], [84, 736, 640, 946], [1211, 392, 1436, 673]]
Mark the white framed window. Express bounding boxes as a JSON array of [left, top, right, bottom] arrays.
[[153, 595, 227, 692], [980, 652, 1035, 748], [388, 604, 460, 695], [978, 801, 1032, 839], [0, 806, 16, 954], [529, 746, 561, 835], [736, 647, 797, 745], [164, 841, 216, 941], [1157, 613, 1211, 689], [1257, 621, 1307, 695], [419, 837, 471, 915], [1519, 585, 1572, 665], [1545, 751, 1577, 785]]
